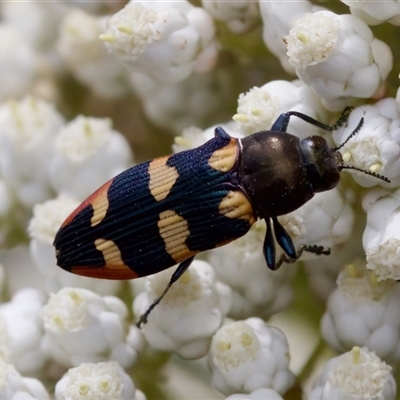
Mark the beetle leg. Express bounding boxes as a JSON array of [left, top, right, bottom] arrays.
[[303, 244, 331, 256], [270, 113, 291, 132], [263, 217, 297, 270], [263, 218, 276, 269], [272, 217, 296, 260], [136, 256, 195, 328], [274, 244, 331, 270], [271, 107, 353, 133]]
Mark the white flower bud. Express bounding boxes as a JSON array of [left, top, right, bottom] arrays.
[[362, 187, 400, 281], [54, 361, 143, 400], [226, 388, 283, 400], [134, 260, 231, 359], [0, 359, 50, 400], [28, 195, 121, 295], [0, 97, 64, 208], [321, 262, 400, 365], [58, 9, 129, 98], [341, 0, 400, 26], [304, 211, 364, 303], [42, 288, 142, 368], [202, 0, 259, 34], [286, 11, 393, 111], [131, 71, 235, 135], [100, 1, 218, 82], [308, 347, 396, 400], [259, 0, 324, 74], [209, 318, 295, 396], [280, 188, 354, 259], [232, 80, 328, 137], [0, 25, 37, 101], [0, 288, 48, 376], [1, 1, 67, 50], [49, 115, 132, 200]]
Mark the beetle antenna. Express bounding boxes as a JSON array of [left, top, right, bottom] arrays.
[[333, 117, 364, 152], [340, 163, 391, 183], [332, 115, 390, 183], [329, 106, 354, 131]]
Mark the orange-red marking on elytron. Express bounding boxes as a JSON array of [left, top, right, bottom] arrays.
[[60, 180, 112, 228]]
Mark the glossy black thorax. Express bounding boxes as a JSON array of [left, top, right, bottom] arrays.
[[239, 130, 323, 219]]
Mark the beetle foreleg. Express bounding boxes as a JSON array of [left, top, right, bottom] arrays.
[[136, 256, 195, 328], [271, 106, 353, 133]]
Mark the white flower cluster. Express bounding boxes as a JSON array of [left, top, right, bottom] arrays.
[[321, 262, 400, 365], [0, 288, 48, 376], [100, 0, 218, 83], [0, 1, 398, 399], [333, 98, 400, 188], [42, 287, 144, 368], [131, 71, 236, 135], [55, 361, 146, 400], [57, 9, 129, 99], [233, 80, 327, 137], [363, 188, 400, 281], [259, 0, 324, 74], [341, 0, 400, 26], [202, 0, 259, 34], [0, 358, 50, 400], [285, 11, 392, 111], [309, 346, 396, 400], [209, 318, 295, 396]]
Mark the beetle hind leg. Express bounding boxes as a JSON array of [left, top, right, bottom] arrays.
[[136, 256, 195, 328]]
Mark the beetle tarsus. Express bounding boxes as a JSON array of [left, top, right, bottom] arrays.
[[303, 244, 331, 256], [274, 244, 331, 270], [329, 106, 353, 131], [136, 256, 195, 328]]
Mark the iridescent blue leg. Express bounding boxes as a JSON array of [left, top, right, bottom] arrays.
[[272, 217, 296, 259], [263, 218, 276, 269]]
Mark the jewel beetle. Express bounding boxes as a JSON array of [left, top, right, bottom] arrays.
[[53, 108, 389, 326]]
